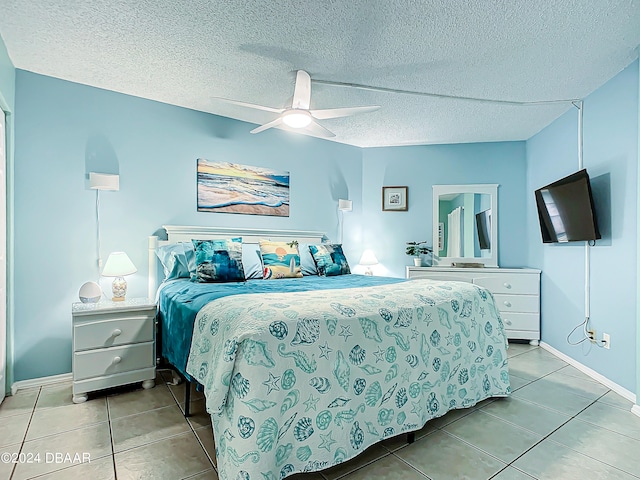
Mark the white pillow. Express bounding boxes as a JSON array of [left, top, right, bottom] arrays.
[[298, 243, 318, 275], [242, 243, 264, 279]]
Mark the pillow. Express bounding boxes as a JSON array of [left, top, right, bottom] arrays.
[[242, 243, 264, 279], [298, 243, 318, 275], [192, 238, 245, 283], [309, 244, 351, 277], [259, 240, 303, 279], [156, 243, 196, 281]]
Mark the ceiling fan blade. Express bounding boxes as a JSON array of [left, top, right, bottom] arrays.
[[310, 105, 381, 120], [212, 97, 284, 114], [250, 117, 283, 134], [304, 120, 336, 138], [291, 70, 311, 110]]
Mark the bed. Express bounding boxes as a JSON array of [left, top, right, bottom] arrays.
[[149, 226, 511, 480]]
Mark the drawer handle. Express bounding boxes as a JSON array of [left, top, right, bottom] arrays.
[[112, 329, 122, 337], [504, 283, 512, 289], [503, 301, 512, 307], [503, 319, 513, 326], [112, 356, 122, 365]]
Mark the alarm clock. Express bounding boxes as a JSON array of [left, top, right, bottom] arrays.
[[79, 281, 102, 303]]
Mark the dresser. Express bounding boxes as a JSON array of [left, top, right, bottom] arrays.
[[406, 267, 541, 345], [72, 298, 156, 403]]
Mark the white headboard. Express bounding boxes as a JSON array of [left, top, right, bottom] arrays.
[[147, 225, 327, 299]]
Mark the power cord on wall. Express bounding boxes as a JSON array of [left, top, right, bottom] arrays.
[[95, 189, 103, 276], [565, 102, 605, 348], [94, 190, 109, 299], [566, 315, 606, 347], [566, 317, 589, 345]]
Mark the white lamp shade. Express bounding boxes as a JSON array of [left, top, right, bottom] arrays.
[[338, 199, 353, 211], [102, 252, 137, 277], [359, 249, 379, 266]]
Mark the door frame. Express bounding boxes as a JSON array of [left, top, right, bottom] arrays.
[[0, 106, 6, 402], [0, 90, 12, 400]]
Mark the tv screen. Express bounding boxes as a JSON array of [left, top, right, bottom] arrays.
[[535, 169, 601, 243], [475, 209, 491, 250]]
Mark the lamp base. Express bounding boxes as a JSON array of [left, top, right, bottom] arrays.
[[364, 267, 373, 276], [111, 276, 127, 302]]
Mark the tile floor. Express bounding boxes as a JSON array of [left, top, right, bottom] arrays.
[[1, 342, 639, 480]]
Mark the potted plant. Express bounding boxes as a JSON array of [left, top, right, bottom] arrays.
[[406, 241, 433, 266]]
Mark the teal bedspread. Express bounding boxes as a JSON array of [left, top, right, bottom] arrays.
[[158, 275, 405, 382], [186, 278, 510, 480]]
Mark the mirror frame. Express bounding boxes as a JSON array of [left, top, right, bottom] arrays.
[[432, 184, 499, 268]]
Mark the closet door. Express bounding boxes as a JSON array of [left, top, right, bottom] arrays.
[[0, 110, 5, 404]]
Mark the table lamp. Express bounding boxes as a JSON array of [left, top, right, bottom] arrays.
[[102, 252, 137, 301], [359, 250, 379, 276]]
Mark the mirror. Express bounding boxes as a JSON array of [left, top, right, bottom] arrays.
[[432, 184, 499, 267]]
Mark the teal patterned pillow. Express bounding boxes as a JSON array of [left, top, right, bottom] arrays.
[[191, 238, 245, 283], [308, 244, 351, 277]]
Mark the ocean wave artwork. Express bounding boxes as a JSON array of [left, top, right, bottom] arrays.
[[197, 159, 290, 217]]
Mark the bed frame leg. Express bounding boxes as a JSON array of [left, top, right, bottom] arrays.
[[184, 380, 192, 417], [407, 432, 416, 444]]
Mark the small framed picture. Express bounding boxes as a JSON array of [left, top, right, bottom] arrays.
[[382, 186, 408, 211]]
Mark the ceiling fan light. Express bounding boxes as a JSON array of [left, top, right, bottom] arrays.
[[282, 110, 312, 128]]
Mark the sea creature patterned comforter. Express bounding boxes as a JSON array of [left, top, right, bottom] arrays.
[[186, 279, 511, 480]]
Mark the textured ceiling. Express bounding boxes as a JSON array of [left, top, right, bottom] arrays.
[[0, 0, 639, 147]]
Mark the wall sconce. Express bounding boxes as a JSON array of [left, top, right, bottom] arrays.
[[338, 199, 352, 211], [89, 172, 119, 191]]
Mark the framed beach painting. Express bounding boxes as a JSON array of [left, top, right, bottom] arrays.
[[197, 159, 290, 216]]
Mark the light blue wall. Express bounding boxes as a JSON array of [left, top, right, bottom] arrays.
[[361, 142, 528, 278], [13, 71, 363, 381], [11, 62, 638, 398], [527, 60, 639, 392], [0, 34, 15, 394]]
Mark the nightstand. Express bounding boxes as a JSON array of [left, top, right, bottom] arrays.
[[72, 297, 157, 403]]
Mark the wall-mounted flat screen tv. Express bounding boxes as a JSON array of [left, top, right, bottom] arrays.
[[535, 169, 601, 243]]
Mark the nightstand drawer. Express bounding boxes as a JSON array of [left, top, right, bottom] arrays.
[[500, 312, 539, 332], [493, 294, 539, 313], [74, 315, 153, 351], [73, 341, 154, 381]]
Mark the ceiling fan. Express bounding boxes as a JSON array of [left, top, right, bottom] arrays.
[[213, 70, 380, 137]]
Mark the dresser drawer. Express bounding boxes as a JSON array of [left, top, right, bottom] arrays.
[[493, 294, 539, 314], [473, 274, 539, 295], [73, 342, 154, 381], [74, 315, 154, 351], [500, 312, 539, 332], [410, 272, 473, 283]]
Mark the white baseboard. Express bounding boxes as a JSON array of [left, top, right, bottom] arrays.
[[539, 342, 637, 407], [632, 404, 640, 419], [11, 372, 72, 395]]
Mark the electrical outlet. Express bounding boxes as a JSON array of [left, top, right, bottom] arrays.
[[587, 329, 596, 342], [603, 333, 610, 349]]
